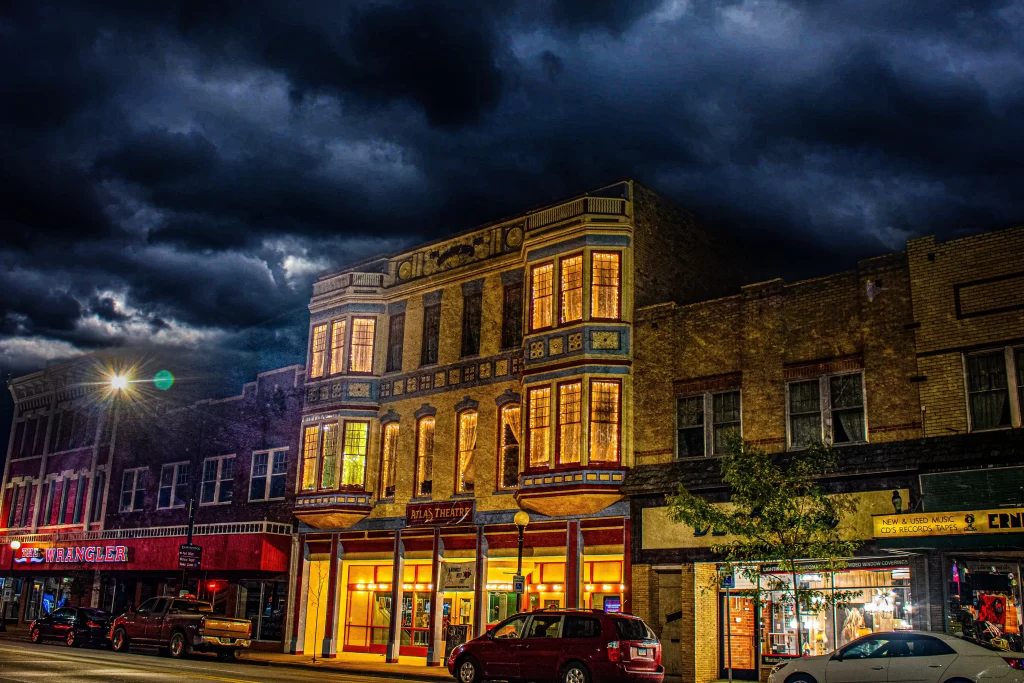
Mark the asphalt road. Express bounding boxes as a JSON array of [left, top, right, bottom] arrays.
[[0, 641, 416, 683]]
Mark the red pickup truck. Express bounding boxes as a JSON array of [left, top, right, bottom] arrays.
[[110, 596, 252, 660]]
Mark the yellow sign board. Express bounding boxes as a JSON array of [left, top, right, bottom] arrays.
[[873, 508, 1024, 538]]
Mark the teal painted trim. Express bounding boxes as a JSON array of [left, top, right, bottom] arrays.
[[527, 234, 630, 262], [524, 365, 630, 384]]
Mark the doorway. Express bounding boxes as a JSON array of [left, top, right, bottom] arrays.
[[719, 594, 759, 681]]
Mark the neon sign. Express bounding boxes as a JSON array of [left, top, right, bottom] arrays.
[[14, 545, 128, 564]]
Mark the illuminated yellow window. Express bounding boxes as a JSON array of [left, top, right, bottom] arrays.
[[457, 411, 478, 494], [528, 387, 551, 468], [310, 324, 328, 378], [531, 263, 554, 331], [301, 425, 320, 491], [557, 382, 582, 465], [498, 404, 521, 490], [589, 380, 620, 463], [320, 423, 339, 489], [341, 421, 369, 487], [416, 418, 435, 497], [591, 253, 620, 320], [379, 423, 399, 499], [560, 255, 583, 323], [329, 320, 346, 374], [349, 317, 376, 373]]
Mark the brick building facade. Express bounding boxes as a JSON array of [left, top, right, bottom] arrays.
[[626, 225, 1024, 682]]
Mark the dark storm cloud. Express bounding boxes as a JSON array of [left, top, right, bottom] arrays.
[[2, 0, 1024, 404]]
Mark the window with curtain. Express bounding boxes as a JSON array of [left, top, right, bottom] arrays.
[[341, 421, 369, 487], [310, 324, 328, 378], [677, 396, 705, 458], [560, 255, 583, 324], [421, 303, 441, 365], [502, 283, 523, 349], [301, 425, 320, 492], [386, 313, 405, 373], [712, 391, 742, 453], [528, 387, 551, 468], [531, 263, 554, 331], [416, 418, 435, 497], [319, 423, 340, 489], [829, 375, 866, 443], [457, 411, 478, 493], [349, 318, 376, 373], [591, 252, 620, 320], [589, 380, 620, 462], [498, 405, 521, 490], [379, 423, 399, 499], [788, 380, 822, 448], [557, 381, 582, 464], [329, 320, 346, 375], [461, 292, 483, 357], [967, 352, 1011, 431]]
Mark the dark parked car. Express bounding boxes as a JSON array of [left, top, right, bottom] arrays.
[[30, 607, 112, 648], [447, 608, 663, 683]]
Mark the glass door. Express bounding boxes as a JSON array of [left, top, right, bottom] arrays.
[[238, 580, 288, 641], [400, 591, 431, 655], [720, 594, 759, 681]]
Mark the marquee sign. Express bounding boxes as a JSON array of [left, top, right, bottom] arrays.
[[406, 501, 474, 527], [873, 507, 1024, 539], [14, 545, 128, 564]]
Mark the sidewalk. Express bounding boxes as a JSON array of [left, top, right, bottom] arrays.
[[0, 625, 449, 681]]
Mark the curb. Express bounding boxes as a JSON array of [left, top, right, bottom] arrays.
[[237, 656, 450, 681]]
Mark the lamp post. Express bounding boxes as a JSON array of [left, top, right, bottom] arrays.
[[0, 540, 22, 632], [514, 510, 530, 613]]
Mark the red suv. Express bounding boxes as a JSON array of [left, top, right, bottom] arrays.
[[447, 608, 663, 683]]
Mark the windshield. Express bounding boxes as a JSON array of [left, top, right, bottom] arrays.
[[169, 600, 213, 613], [614, 617, 654, 641]]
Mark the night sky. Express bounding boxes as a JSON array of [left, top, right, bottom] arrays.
[[2, 1, 1023, 429]]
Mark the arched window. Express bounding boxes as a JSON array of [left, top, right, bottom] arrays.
[[415, 417, 435, 497], [497, 404, 521, 490], [379, 422, 399, 500], [456, 411, 478, 494]]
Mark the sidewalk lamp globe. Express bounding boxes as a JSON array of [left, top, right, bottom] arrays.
[[9, 541, 20, 551], [514, 511, 530, 529]]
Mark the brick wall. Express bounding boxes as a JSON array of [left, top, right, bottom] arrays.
[[693, 563, 720, 683]]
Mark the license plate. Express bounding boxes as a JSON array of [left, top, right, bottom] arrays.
[[637, 648, 648, 656]]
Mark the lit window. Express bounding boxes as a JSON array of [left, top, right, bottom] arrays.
[[250, 450, 287, 501], [498, 404, 521, 490], [320, 423, 340, 490], [531, 264, 554, 331], [341, 421, 369, 487], [589, 380, 620, 463], [966, 352, 1012, 431], [329, 320, 346, 375], [349, 317, 376, 373], [416, 417, 435, 497], [528, 387, 551, 467], [200, 455, 235, 505], [119, 468, 147, 512], [310, 324, 328, 378], [379, 423, 399, 500], [557, 382, 582, 464], [591, 253, 620, 320], [301, 425, 320, 492], [157, 462, 189, 509], [560, 255, 583, 324], [457, 411, 478, 493]]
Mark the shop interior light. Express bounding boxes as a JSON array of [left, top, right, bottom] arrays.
[[403, 584, 413, 590], [537, 584, 547, 591], [379, 584, 389, 591], [585, 585, 594, 592], [428, 584, 433, 590], [414, 584, 425, 590], [485, 583, 495, 590], [367, 583, 377, 590], [553, 585, 563, 592], [601, 584, 612, 591], [356, 583, 366, 590], [619, 584, 625, 591]]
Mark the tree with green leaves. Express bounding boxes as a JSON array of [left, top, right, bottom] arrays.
[[667, 434, 860, 657]]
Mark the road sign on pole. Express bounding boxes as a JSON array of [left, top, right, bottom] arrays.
[[512, 575, 525, 594]]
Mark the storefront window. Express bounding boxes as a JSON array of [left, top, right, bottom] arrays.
[[238, 580, 287, 641]]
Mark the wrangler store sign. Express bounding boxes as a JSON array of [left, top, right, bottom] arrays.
[[14, 545, 128, 564], [873, 507, 1024, 539], [406, 501, 474, 527]]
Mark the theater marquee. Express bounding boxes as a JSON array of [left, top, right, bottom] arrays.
[[406, 501, 474, 527], [874, 507, 1024, 539]]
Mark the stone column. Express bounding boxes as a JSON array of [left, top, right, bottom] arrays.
[[473, 526, 488, 638], [321, 533, 341, 658], [386, 530, 405, 663], [425, 527, 445, 666]]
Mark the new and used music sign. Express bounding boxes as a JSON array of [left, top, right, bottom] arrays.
[[874, 507, 1024, 539], [406, 501, 474, 527]]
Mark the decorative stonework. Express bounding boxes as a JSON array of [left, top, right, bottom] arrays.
[[449, 369, 461, 385], [406, 377, 418, 393], [591, 331, 620, 350], [495, 360, 509, 377], [332, 383, 343, 399], [463, 365, 476, 382], [435, 371, 446, 388], [529, 341, 545, 359], [393, 381, 404, 396], [349, 383, 370, 398], [479, 363, 491, 379], [549, 337, 564, 356], [568, 332, 583, 352], [420, 375, 433, 391]]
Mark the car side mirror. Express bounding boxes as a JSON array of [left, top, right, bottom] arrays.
[[831, 653, 843, 662]]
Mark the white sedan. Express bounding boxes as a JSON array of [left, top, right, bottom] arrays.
[[768, 631, 1024, 683]]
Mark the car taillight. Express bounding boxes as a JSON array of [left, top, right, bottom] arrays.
[[607, 640, 621, 662], [1005, 657, 1024, 670], [655, 643, 662, 666], [86, 621, 102, 628]]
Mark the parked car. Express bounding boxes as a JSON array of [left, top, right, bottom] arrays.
[[768, 630, 1024, 683], [109, 596, 252, 660], [447, 608, 663, 683], [29, 607, 112, 648]]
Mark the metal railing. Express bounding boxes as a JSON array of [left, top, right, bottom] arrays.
[[0, 520, 293, 545], [526, 196, 627, 230], [312, 271, 385, 297]]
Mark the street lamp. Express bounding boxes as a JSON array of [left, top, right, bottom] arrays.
[[109, 374, 129, 391], [514, 510, 530, 613], [0, 541, 21, 632]]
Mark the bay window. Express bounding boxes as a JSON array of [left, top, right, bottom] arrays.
[[416, 417, 435, 497], [340, 421, 369, 487], [329, 320, 346, 375], [531, 263, 554, 331], [560, 255, 583, 324], [457, 411, 478, 493], [557, 381, 582, 465], [527, 386, 551, 467], [589, 380, 621, 463], [301, 425, 320, 491], [320, 423, 340, 489], [349, 317, 376, 373], [310, 324, 328, 379], [591, 252, 620, 320]]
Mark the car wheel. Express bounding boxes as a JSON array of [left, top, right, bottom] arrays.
[[784, 675, 818, 683], [168, 631, 192, 659], [30, 628, 42, 644], [217, 649, 239, 662], [111, 627, 129, 652], [562, 661, 590, 683], [456, 656, 481, 683], [66, 630, 77, 647]]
